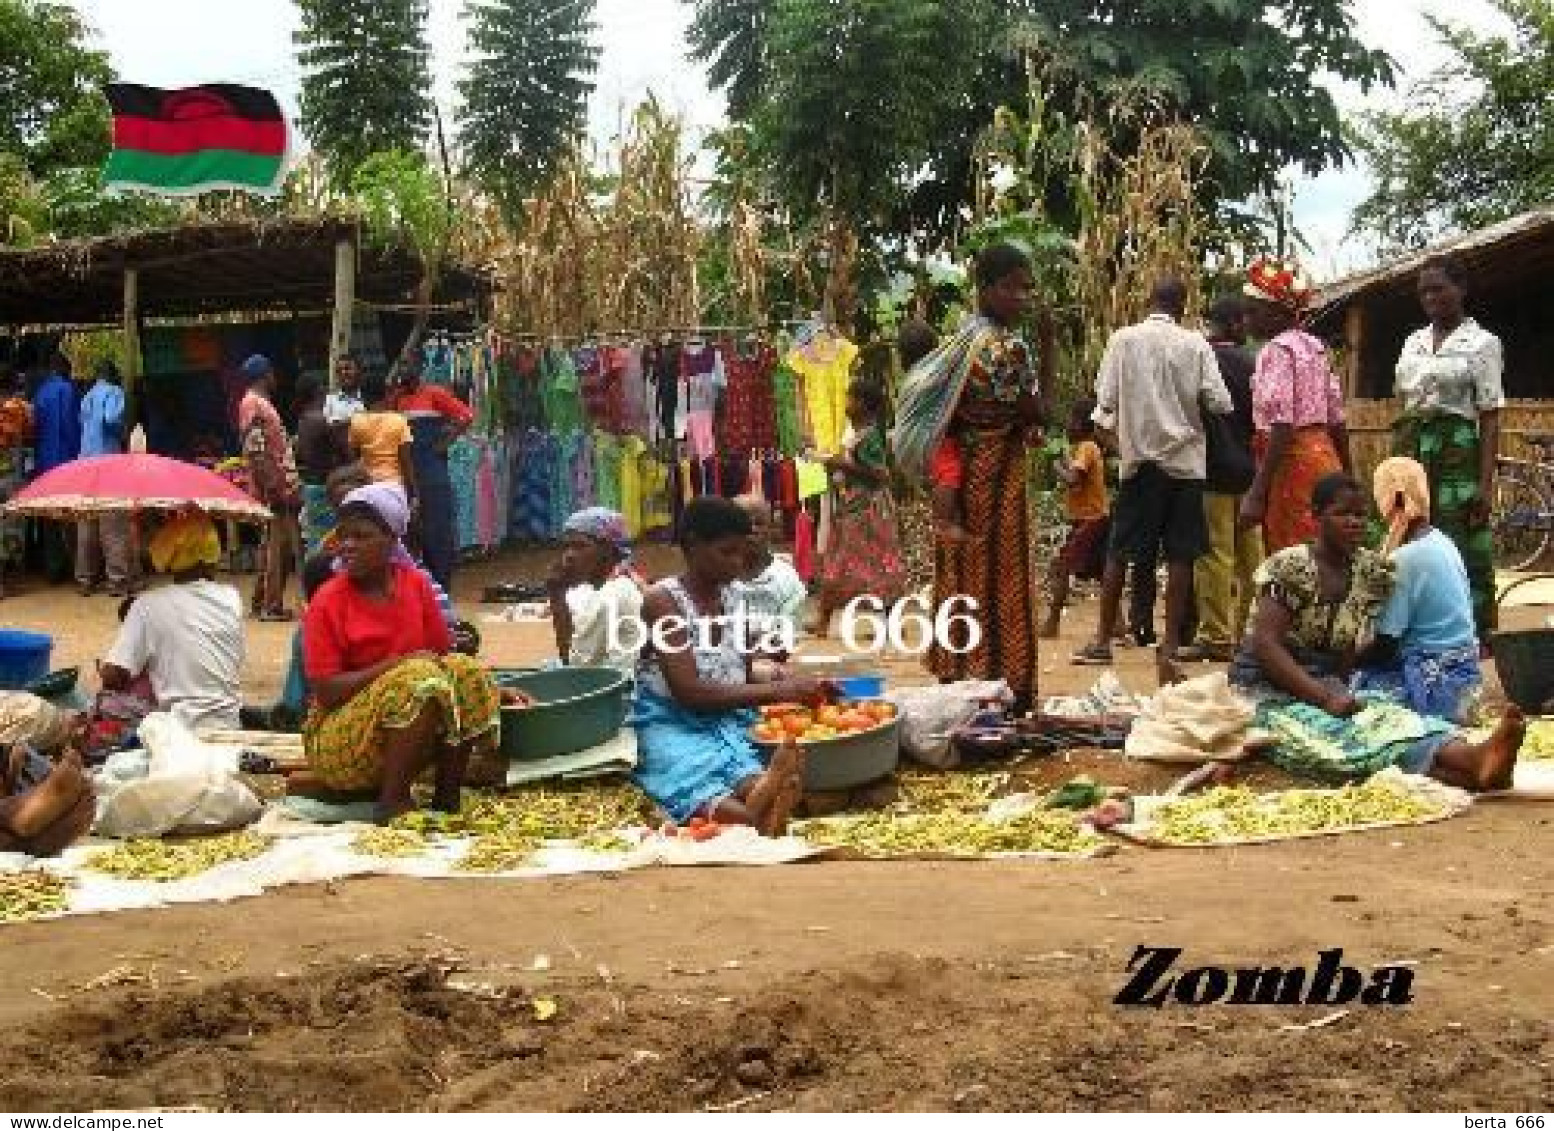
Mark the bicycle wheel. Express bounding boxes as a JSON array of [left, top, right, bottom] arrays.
[[1492, 471, 1552, 572]]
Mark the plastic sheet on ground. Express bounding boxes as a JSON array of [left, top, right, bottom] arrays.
[[0, 817, 826, 924], [503, 729, 638, 786], [1112, 768, 1472, 849]]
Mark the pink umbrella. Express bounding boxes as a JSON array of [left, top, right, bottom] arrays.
[[4, 454, 271, 523]]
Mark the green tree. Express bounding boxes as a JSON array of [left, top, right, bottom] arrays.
[[352, 150, 456, 358], [1352, 0, 1554, 249], [686, 0, 769, 120], [691, 0, 1395, 250], [457, 0, 600, 216], [295, 0, 434, 183], [0, 0, 112, 175], [735, 0, 988, 326]]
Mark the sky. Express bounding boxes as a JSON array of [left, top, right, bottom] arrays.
[[68, 0, 1512, 281]]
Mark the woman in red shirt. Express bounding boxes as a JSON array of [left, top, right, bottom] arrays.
[[302, 483, 498, 822]]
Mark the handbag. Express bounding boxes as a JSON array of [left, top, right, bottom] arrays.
[[1204, 410, 1255, 494]]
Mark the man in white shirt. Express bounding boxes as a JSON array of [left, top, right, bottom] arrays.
[[100, 512, 245, 733], [1076, 276, 1234, 686], [324, 354, 367, 426]]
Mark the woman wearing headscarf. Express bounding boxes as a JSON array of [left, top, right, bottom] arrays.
[[547, 506, 646, 678], [1392, 255, 1503, 639], [1239, 258, 1350, 553], [100, 511, 245, 733], [301, 483, 498, 822], [1353, 458, 1482, 721]]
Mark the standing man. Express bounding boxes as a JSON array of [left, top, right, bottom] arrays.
[[293, 374, 352, 557], [237, 354, 302, 620], [387, 360, 472, 592], [325, 353, 366, 427], [1073, 277, 1234, 686], [1180, 296, 1263, 663], [76, 360, 136, 597], [31, 352, 81, 585]]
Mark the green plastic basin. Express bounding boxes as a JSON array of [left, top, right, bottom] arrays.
[[493, 667, 629, 762]]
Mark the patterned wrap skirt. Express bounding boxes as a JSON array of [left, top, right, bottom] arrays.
[[303, 654, 499, 792], [1254, 426, 1343, 554], [927, 425, 1037, 697], [1353, 642, 1482, 724], [1392, 413, 1496, 637], [300, 483, 336, 560]]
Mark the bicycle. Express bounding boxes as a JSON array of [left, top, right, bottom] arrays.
[[1491, 433, 1554, 572]]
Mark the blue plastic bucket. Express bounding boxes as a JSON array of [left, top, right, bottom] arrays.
[[835, 674, 886, 701], [0, 630, 52, 691]]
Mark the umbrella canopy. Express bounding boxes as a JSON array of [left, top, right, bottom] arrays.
[[4, 454, 271, 523]]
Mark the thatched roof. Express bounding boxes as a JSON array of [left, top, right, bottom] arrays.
[[1314, 207, 1554, 321], [0, 218, 490, 327]]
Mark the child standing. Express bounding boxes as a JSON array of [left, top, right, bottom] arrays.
[[1040, 400, 1110, 639]]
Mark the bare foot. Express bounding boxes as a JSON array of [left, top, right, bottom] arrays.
[[935, 522, 970, 544], [760, 772, 805, 837], [1474, 706, 1525, 792]]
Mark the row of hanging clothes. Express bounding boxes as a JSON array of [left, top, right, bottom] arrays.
[[413, 323, 861, 552]]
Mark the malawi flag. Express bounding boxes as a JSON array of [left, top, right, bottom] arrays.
[[104, 83, 289, 196]]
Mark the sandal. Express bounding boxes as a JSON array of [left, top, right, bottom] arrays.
[[1071, 643, 1114, 666]]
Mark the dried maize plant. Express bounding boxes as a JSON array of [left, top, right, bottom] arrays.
[[1072, 115, 1211, 376], [501, 149, 602, 337], [602, 97, 701, 332]]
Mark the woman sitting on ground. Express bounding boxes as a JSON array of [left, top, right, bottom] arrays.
[[267, 466, 463, 730], [100, 511, 245, 733], [548, 507, 646, 679], [1229, 472, 1521, 792], [302, 484, 498, 822], [1353, 457, 1482, 722], [632, 498, 833, 834]]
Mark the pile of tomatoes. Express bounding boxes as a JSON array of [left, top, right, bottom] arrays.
[[750, 700, 898, 744]]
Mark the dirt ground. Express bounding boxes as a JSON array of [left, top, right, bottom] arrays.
[[0, 548, 1550, 1112]]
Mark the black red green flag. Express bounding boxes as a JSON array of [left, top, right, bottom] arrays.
[[104, 83, 289, 195]]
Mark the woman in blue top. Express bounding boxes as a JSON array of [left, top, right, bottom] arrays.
[[1355, 457, 1482, 721]]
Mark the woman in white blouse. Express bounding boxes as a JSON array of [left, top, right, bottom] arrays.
[[1393, 255, 1504, 640], [547, 508, 647, 679]]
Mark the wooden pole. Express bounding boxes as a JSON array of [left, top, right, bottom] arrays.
[[1343, 302, 1366, 400], [328, 238, 356, 383], [122, 267, 143, 424]]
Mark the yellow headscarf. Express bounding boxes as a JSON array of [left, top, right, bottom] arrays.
[[1373, 456, 1431, 555], [148, 512, 221, 574]]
